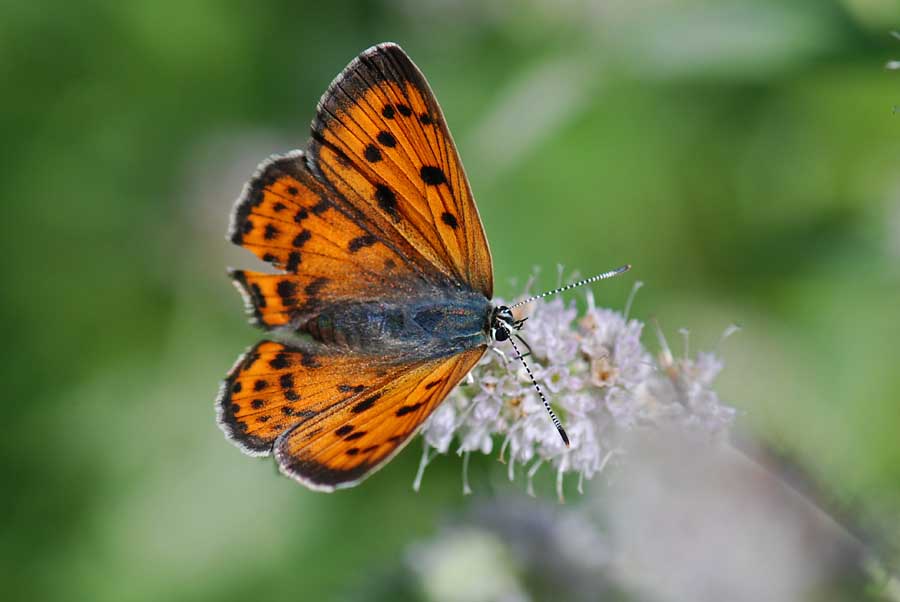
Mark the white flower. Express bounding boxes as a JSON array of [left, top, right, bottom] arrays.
[[407, 528, 530, 602], [416, 280, 737, 499], [888, 31, 900, 70]]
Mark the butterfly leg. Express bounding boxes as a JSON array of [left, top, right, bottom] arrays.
[[490, 346, 511, 366], [512, 334, 533, 360], [459, 370, 476, 387]]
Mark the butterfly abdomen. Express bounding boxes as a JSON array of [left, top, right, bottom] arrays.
[[299, 291, 492, 357]]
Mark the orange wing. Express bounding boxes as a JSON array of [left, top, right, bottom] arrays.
[[229, 151, 444, 329], [218, 340, 400, 454], [217, 340, 485, 490], [275, 347, 485, 491], [307, 43, 493, 298]]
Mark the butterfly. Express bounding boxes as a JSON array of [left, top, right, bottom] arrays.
[[217, 43, 629, 491]]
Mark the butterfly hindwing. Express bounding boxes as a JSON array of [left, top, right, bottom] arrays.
[[274, 347, 486, 491], [218, 340, 415, 454], [308, 43, 493, 298]]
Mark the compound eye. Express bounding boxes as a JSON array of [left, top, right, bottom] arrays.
[[494, 327, 510, 342]]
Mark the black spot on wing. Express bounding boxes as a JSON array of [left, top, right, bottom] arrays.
[[364, 144, 382, 162], [270, 353, 291, 369], [348, 234, 377, 253], [254, 379, 268, 391], [396, 402, 424, 417], [351, 393, 381, 413], [376, 131, 396, 147], [264, 224, 280, 240], [286, 251, 301, 272], [251, 399, 265, 409], [441, 212, 458, 229], [344, 431, 365, 441], [292, 230, 311, 247], [382, 104, 395, 119], [338, 384, 366, 393], [375, 184, 399, 220], [276, 280, 297, 301], [420, 166, 447, 186], [335, 425, 354, 436], [397, 103, 412, 116]]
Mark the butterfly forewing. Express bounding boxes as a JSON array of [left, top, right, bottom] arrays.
[[229, 151, 435, 328], [309, 43, 493, 297]]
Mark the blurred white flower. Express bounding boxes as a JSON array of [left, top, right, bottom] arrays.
[[602, 431, 859, 602], [407, 528, 530, 602], [417, 282, 737, 499], [888, 32, 900, 70]]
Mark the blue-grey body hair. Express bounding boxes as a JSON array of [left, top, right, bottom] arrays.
[[298, 287, 492, 360]]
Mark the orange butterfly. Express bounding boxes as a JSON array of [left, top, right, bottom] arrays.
[[217, 43, 628, 491]]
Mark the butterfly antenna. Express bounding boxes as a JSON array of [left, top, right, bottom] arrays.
[[507, 336, 570, 447], [509, 265, 631, 310]]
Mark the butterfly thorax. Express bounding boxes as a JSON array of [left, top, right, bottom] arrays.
[[299, 288, 492, 357]]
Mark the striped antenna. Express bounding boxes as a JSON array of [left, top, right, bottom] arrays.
[[508, 335, 570, 447], [509, 265, 631, 310]]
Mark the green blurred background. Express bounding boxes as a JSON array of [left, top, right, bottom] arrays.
[[3, 0, 899, 600]]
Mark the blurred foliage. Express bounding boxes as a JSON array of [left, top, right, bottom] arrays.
[[2, 0, 899, 600]]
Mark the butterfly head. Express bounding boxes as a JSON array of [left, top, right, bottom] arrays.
[[490, 305, 526, 343]]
